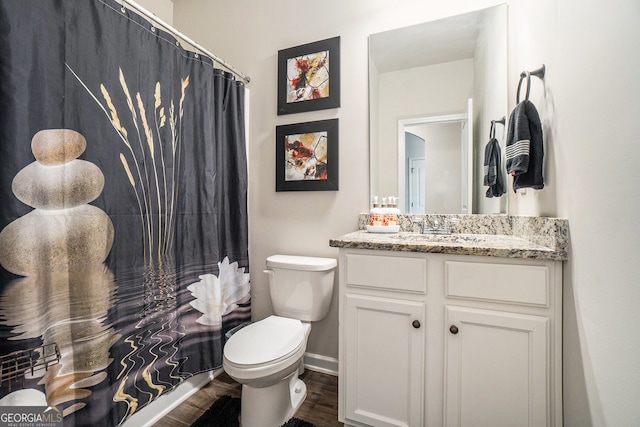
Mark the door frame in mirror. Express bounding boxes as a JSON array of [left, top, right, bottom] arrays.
[[398, 100, 473, 214]]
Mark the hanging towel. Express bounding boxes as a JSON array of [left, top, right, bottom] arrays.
[[483, 137, 505, 197], [506, 100, 544, 191]]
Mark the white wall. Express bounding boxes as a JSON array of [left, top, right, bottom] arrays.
[[171, 0, 640, 425], [130, 0, 174, 25]]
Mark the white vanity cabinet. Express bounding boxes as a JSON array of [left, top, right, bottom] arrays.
[[344, 293, 425, 427], [339, 252, 428, 427], [338, 248, 563, 427]]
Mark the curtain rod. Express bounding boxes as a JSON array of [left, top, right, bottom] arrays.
[[120, 0, 251, 83]]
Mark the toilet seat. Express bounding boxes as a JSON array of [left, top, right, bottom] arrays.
[[225, 315, 305, 365], [223, 316, 308, 382], [266, 254, 337, 271]]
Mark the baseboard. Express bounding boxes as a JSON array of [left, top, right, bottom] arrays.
[[123, 368, 224, 427], [303, 352, 339, 376]]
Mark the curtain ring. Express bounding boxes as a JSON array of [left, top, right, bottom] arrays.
[[516, 71, 531, 103]]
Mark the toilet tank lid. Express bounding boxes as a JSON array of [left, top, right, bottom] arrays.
[[266, 255, 337, 271]]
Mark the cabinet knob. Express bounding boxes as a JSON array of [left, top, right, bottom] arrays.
[[449, 325, 459, 334], [412, 320, 421, 329]]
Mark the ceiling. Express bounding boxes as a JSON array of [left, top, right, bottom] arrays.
[[369, 10, 485, 74]]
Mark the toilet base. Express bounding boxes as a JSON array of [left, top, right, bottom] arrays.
[[240, 370, 307, 427]]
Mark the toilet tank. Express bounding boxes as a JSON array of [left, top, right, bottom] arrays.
[[265, 255, 337, 321]]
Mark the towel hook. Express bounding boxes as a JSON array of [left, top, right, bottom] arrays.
[[516, 64, 545, 103], [490, 116, 506, 139]]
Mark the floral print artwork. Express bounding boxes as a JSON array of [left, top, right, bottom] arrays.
[[285, 131, 328, 181], [286, 49, 330, 103]]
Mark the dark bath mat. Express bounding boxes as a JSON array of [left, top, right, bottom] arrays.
[[280, 418, 315, 427], [190, 395, 315, 427], [191, 395, 240, 427]]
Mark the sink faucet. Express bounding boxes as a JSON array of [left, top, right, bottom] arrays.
[[413, 216, 459, 235]]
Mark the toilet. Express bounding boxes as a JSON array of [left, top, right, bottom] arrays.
[[223, 254, 337, 427]]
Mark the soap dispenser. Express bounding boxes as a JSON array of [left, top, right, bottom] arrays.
[[380, 197, 390, 226], [387, 196, 400, 226], [369, 196, 383, 227]]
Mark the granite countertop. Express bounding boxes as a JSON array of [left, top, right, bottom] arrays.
[[330, 214, 569, 261], [329, 230, 565, 260]]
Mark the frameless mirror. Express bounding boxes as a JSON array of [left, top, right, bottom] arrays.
[[369, 4, 508, 214]]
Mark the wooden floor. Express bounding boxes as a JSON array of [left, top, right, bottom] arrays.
[[153, 370, 343, 427]]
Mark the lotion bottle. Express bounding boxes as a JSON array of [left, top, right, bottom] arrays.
[[387, 196, 400, 226], [369, 196, 383, 227], [381, 197, 390, 226]]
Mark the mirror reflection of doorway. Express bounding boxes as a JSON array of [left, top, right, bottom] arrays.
[[405, 121, 463, 214], [406, 133, 426, 214], [399, 106, 472, 214]]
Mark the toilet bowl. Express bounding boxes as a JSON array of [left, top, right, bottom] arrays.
[[222, 255, 336, 427], [224, 316, 311, 427]]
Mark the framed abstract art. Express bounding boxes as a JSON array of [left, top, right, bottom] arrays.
[[275, 119, 339, 191], [277, 36, 341, 115]]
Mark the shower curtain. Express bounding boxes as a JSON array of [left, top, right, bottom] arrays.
[[0, 1, 250, 425]]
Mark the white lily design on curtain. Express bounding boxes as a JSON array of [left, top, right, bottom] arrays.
[[187, 257, 250, 326]]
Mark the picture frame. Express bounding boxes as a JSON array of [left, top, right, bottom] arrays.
[[277, 36, 341, 115], [276, 119, 339, 192]]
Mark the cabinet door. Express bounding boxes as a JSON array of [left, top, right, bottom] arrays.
[[444, 306, 549, 427], [344, 293, 425, 427]]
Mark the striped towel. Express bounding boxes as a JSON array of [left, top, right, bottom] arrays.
[[506, 100, 544, 191]]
